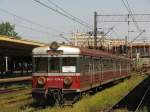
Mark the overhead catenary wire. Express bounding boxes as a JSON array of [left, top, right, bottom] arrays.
[[47, 0, 92, 29], [16, 24, 51, 35], [33, 0, 92, 30], [0, 18, 53, 36], [121, 0, 141, 31], [0, 7, 74, 43], [129, 29, 145, 44], [59, 33, 73, 45], [121, 0, 148, 44], [96, 26, 115, 43], [0, 7, 63, 33]]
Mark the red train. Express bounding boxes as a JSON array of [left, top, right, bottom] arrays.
[[32, 42, 131, 105]]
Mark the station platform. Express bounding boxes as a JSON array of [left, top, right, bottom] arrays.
[[0, 35, 46, 78], [0, 76, 32, 83]]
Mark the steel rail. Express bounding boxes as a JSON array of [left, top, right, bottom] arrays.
[[135, 86, 150, 112]]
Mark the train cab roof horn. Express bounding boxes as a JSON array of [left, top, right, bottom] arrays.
[[50, 41, 59, 50]]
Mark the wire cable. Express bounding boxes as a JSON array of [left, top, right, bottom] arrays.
[[47, 0, 92, 29], [121, 0, 140, 31], [0, 7, 63, 33], [33, 0, 92, 29]]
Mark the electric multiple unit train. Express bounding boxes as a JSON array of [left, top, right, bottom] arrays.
[[32, 42, 131, 105]]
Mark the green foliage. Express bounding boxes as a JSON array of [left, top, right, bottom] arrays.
[[0, 22, 18, 37]]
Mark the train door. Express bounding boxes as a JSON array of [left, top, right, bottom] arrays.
[[120, 61, 122, 75], [99, 58, 102, 84], [101, 59, 104, 82], [92, 58, 95, 86], [113, 60, 116, 78], [89, 57, 93, 87]]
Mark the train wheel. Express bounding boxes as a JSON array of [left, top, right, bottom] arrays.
[[34, 96, 46, 107], [47, 94, 56, 106], [58, 93, 64, 106]]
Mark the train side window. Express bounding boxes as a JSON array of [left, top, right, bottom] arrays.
[[94, 58, 100, 72], [112, 60, 116, 71], [121, 61, 127, 70], [80, 56, 85, 74], [81, 56, 90, 75], [116, 61, 120, 71], [103, 58, 112, 71]]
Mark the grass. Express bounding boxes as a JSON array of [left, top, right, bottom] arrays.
[[0, 82, 31, 90]]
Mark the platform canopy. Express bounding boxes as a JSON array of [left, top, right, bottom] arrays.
[[0, 35, 46, 56]]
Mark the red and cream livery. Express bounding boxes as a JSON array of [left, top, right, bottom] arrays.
[[32, 42, 131, 105]]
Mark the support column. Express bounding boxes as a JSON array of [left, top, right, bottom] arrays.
[[21, 57, 24, 76], [25, 57, 28, 74], [5, 56, 8, 74], [27, 62, 29, 74], [94, 11, 97, 49], [0, 56, 4, 78], [10, 56, 14, 74], [149, 46, 150, 57]]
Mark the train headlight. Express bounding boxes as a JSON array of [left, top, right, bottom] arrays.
[[64, 77, 72, 85], [37, 77, 46, 85]]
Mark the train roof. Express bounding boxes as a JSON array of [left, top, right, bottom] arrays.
[[32, 44, 131, 61], [32, 45, 80, 55]]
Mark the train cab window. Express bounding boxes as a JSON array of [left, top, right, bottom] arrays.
[[62, 57, 77, 73], [49, 57, 61, 72], [34, 58, 48, 73]]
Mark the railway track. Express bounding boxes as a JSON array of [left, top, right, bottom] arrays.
[[108, 76, 150, 112], [0, 87, 29, 94], [135, 86, 150, 111]]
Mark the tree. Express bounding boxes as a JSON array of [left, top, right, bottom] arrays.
[[0, 22, 18, 37]]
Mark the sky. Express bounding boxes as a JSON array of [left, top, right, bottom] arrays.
[[0, 0, 150, 43]]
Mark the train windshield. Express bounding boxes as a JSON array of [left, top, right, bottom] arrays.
[[49, 57, 77, 73], [34, 57, 48, 73], [49, 57, 61, 72], [33, 57, 77, 73]]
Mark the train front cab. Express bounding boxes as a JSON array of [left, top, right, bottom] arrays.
[[32, 56, 81, 105]]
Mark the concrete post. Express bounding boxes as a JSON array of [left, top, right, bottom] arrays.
[[5, 56, 8, 73], [0, 56, 3, 78], [10, 56, 13, 74]]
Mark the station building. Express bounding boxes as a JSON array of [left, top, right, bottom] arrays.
[[0, 35, 46, 78]]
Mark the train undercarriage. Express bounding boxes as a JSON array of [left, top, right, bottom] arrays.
[[32, 88, 81, 106]]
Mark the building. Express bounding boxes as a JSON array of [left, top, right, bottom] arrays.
[[110, 39, 126, 47], [71, 32, 111, 49], [127, 43, 150, 68], [128, 43, 150, 58]]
